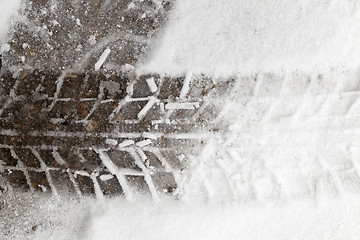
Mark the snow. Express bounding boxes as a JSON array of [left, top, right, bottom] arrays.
[[95, 48, 111, 71], [105, 138, 118, 146], [135, 139, 152, 147], [87, 197, 360, 240], [2, 0, 360, 239], [146, 77, 158, 93], [4, 194, 360, 240], [141, 0, 360, 76], [99, 174, 114, 182], [118, 139, 135, 147], [0, 0, 21, 52], [165, 102, 200, 110]]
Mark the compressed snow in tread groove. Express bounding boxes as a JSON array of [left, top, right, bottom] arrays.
[[95, 48, 111, 71]]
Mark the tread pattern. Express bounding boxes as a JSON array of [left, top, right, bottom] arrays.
[[182, 71, 360, 202], [0, 69, 233, 200], [3, 68, 360, 201], [3, 0, 360, 202], [0, 0, 193, 201]]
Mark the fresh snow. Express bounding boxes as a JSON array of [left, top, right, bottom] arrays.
[[0, 0, 21, 52], [141, 0, 360, 76], [4, 195, 360, 240], [86, 197, 360, 240]]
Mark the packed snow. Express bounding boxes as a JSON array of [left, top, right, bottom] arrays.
[[95, 48, 111, 71]]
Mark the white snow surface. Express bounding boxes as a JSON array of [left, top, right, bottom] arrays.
[[87, 197, 360, 240], [4, 194, 360, 240], [141, 0, 360, 76], [0, 0, 21, 52]]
